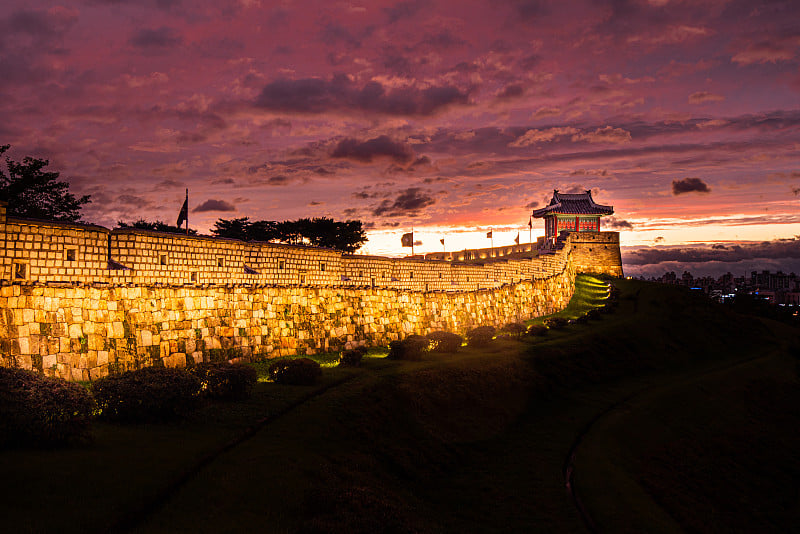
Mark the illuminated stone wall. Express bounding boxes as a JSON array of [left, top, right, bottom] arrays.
[[4, 218, 110, 284], [0, 256, 574, 381], [0, 204, 629, 380], [567, 232, 624, 277]]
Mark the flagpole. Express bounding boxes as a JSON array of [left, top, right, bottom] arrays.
[[185, 188, 189, 235], [411, 227, 414, 257]]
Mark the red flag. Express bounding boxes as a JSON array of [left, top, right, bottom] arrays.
[[401, 232, 413, 247], [486, 230, 492, 238], [528, 216, 532, 229], [514, 233, 520, 245]]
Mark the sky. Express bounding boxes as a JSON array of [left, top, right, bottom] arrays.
[[1, 0, 799, 278]]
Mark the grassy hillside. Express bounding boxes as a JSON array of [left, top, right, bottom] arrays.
[[1, 276, 798, 533]]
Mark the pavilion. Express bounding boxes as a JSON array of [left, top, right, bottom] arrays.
[[533, 190, 614, 248]]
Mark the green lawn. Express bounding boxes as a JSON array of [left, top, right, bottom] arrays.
[[1, 275, 798, 533]]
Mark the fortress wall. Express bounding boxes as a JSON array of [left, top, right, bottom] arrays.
[[246, 242, 344, 286], [568, 232, 623, 277], [109, 230, 253, 285], [4, 218, 110, 284], [0, 255, 575, 381], [0, 205, 626, 380]]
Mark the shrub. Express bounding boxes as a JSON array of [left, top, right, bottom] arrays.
[[268, 358, 322, 385], [466, 326, 496, 347], [426, 331, 463, 353], [190, 362, 257, 400], [526, 324, 549, 337], [93, 367, 201, 422], [585, 308, 601, 320], [387, 335, 429, 360], [500, 322, 527, 339], [544, 317, 568, 330], [0, 368, 94, 447], [339, 347, 367, 367]]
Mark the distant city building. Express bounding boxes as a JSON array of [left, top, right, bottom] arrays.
[[650, 269, 799, 308]]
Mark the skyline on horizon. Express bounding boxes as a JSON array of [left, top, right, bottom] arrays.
[[1, 0, 798, 277]]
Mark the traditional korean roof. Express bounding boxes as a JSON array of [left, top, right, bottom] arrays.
[[532, 189, 614, 217]]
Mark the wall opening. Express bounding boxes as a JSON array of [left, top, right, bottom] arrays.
[[190, 272, 198, 283], [65, 248, 77, 262], [13, 262, 27, 280], [217, 257, 224, 267], [278, 259, 285, 270], [319, 262, 326, 272], [159, 254, 167, 265]]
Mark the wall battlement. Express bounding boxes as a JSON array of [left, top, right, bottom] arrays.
[[0, 203, 622, 380]]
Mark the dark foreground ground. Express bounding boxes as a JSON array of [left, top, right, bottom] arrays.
[[1, 276, 798, 533]]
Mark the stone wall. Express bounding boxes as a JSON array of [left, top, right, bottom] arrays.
[[0, 257, 575, 381], [0, 203, 626, 380], [567, 232, 624, 277]]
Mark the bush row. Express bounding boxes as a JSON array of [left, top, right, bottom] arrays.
[[0, 367, 94, 448], [0, 361, 261, 445]]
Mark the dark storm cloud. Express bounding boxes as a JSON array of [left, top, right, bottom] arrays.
[[372, 187, 435, 217], [672, 177, 711, 195], [265, 175, 291, 186], [514, 0, 550, 21], [319, 21, 365, 48], [331, 136, 414, 164], [383, 0, 426, 24], [254, 76, 471, 116], [5, 8, 77, 38], [624, 237, 800, 266], [419, 30, 466, 49], [193, 199, 236, 212], [496, 84, 525, 100], [129, 27, 183, 50], [152, 179, 185, 190], [525, 201, 538, 209], [605, 217, 633, 229], [517, 54, 542, 70], [0, 8, 78, 84]]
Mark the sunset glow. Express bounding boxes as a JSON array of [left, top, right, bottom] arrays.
[[2, 0, 798, 277]]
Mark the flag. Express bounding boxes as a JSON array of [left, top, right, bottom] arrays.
[[176, 189, 188, 227], [440, 238, 445, 245], [401, 232, 413, 247], [486, 230, 492, 238], [528, 216, 532, 229], [514, 233, 520, 245]]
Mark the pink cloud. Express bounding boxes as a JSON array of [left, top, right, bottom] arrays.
[[508, 127, 579, 147], [688, 91, 725, 104], [571, 126, 632, 144]]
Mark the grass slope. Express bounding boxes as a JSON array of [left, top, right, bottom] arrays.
[[1, 275, 798, 533]]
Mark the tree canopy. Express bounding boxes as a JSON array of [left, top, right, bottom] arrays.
[[211, 216, 367, 253], [0, 145, 91, 222], [116, 219, 198, 235]]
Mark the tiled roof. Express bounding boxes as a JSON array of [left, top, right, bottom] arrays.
[[532, 190, 614, 217]]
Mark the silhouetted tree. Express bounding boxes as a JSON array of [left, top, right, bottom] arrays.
[[210, 216, 367, 253], [116, 219, 197, 235], [0, 145, 91, 221], [211, 217, 252, 240], [302, 217, 367, 253], [247, 219, 280, 241]]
